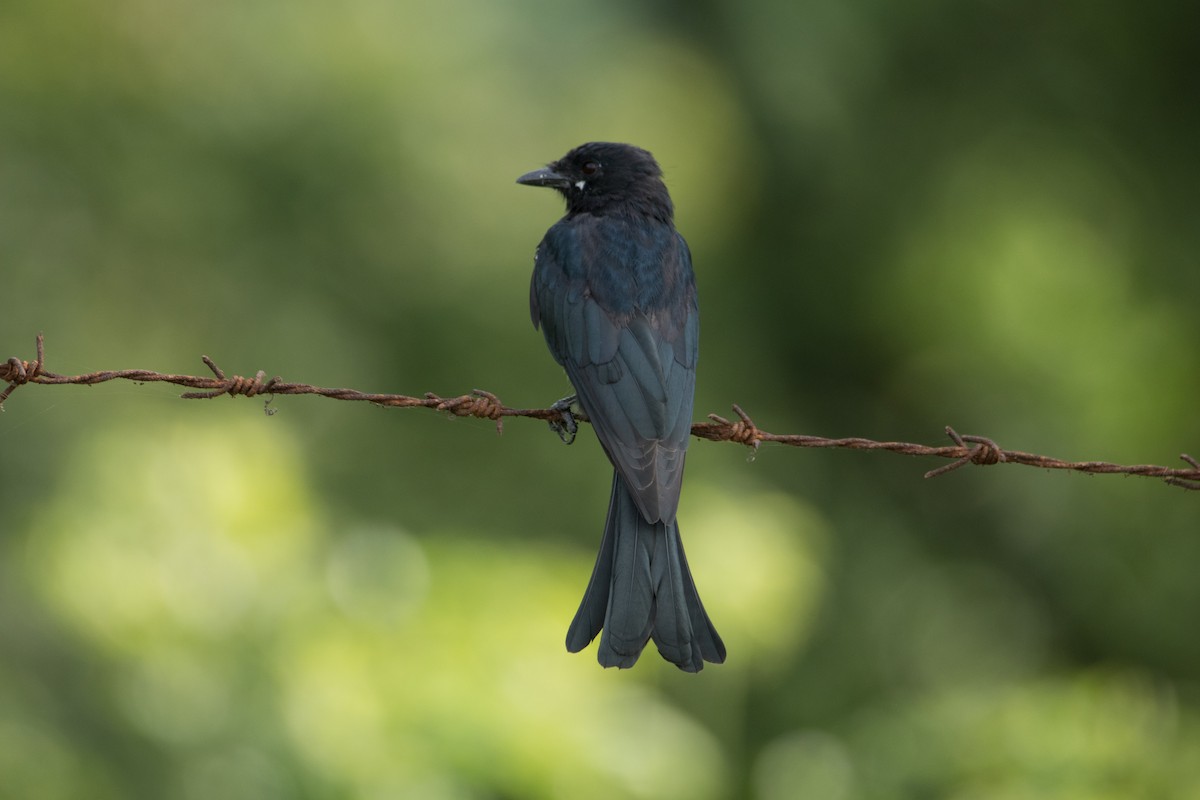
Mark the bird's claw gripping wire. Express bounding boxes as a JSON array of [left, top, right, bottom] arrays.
[[549, 394, 579, 444]]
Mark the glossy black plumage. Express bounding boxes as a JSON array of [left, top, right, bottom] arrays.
[[518, 142, 725, 671]]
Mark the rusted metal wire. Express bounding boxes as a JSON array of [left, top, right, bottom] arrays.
[[4, 334, 1197, 490]]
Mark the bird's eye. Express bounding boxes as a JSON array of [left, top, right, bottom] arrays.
[[581, 161, 600, 176]]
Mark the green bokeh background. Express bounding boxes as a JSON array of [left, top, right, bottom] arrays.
[[3, 1, 1199, 797]]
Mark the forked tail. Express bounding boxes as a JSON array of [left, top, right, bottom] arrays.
[[565, 472, 725, 672]]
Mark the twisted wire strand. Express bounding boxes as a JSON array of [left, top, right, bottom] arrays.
[[4, 335, 1197, 490]]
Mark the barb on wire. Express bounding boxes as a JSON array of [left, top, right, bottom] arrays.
[[4, 335, 1198, 491]]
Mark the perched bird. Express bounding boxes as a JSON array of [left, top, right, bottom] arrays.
[[517, 142, 725, 672]]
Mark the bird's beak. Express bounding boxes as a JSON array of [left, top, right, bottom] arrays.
[[516, 166, 572, 189]]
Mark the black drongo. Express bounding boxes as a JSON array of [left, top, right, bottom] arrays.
[[517, 142, 725, 672]]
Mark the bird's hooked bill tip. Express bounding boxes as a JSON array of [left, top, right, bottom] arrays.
[[516, 167, 571, 189]]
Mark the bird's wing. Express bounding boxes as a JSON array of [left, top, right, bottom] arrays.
[[532, 222, 698, 524]]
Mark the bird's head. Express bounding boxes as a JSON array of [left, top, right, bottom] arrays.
[[517, 142, 673, 221]]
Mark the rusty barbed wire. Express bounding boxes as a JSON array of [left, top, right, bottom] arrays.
[[4, 335, 1198, 491]]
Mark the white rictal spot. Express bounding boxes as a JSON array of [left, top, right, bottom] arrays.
[[575, 180, 586, 190]]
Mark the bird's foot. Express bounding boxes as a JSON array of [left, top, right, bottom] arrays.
[[549, 394, 578, 445]]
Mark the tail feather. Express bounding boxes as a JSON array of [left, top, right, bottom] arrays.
[[649, 521, 702, 671], [564, 480, 617, 654], [565, 472, 723, 671], [675, 527, 727, 664]]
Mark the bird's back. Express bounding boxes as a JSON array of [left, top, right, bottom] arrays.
[[531, 212, 698, 524]]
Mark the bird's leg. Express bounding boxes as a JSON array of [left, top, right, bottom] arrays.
[[549, 394, 578, 445]]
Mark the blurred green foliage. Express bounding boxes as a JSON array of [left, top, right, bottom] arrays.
[[2, 0, 1199, 797]]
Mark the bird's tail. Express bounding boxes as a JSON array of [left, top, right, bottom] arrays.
[[565, 472, 725, 672]]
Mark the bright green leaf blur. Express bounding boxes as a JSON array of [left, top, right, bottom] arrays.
[[2, 0, 1198, 797]]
